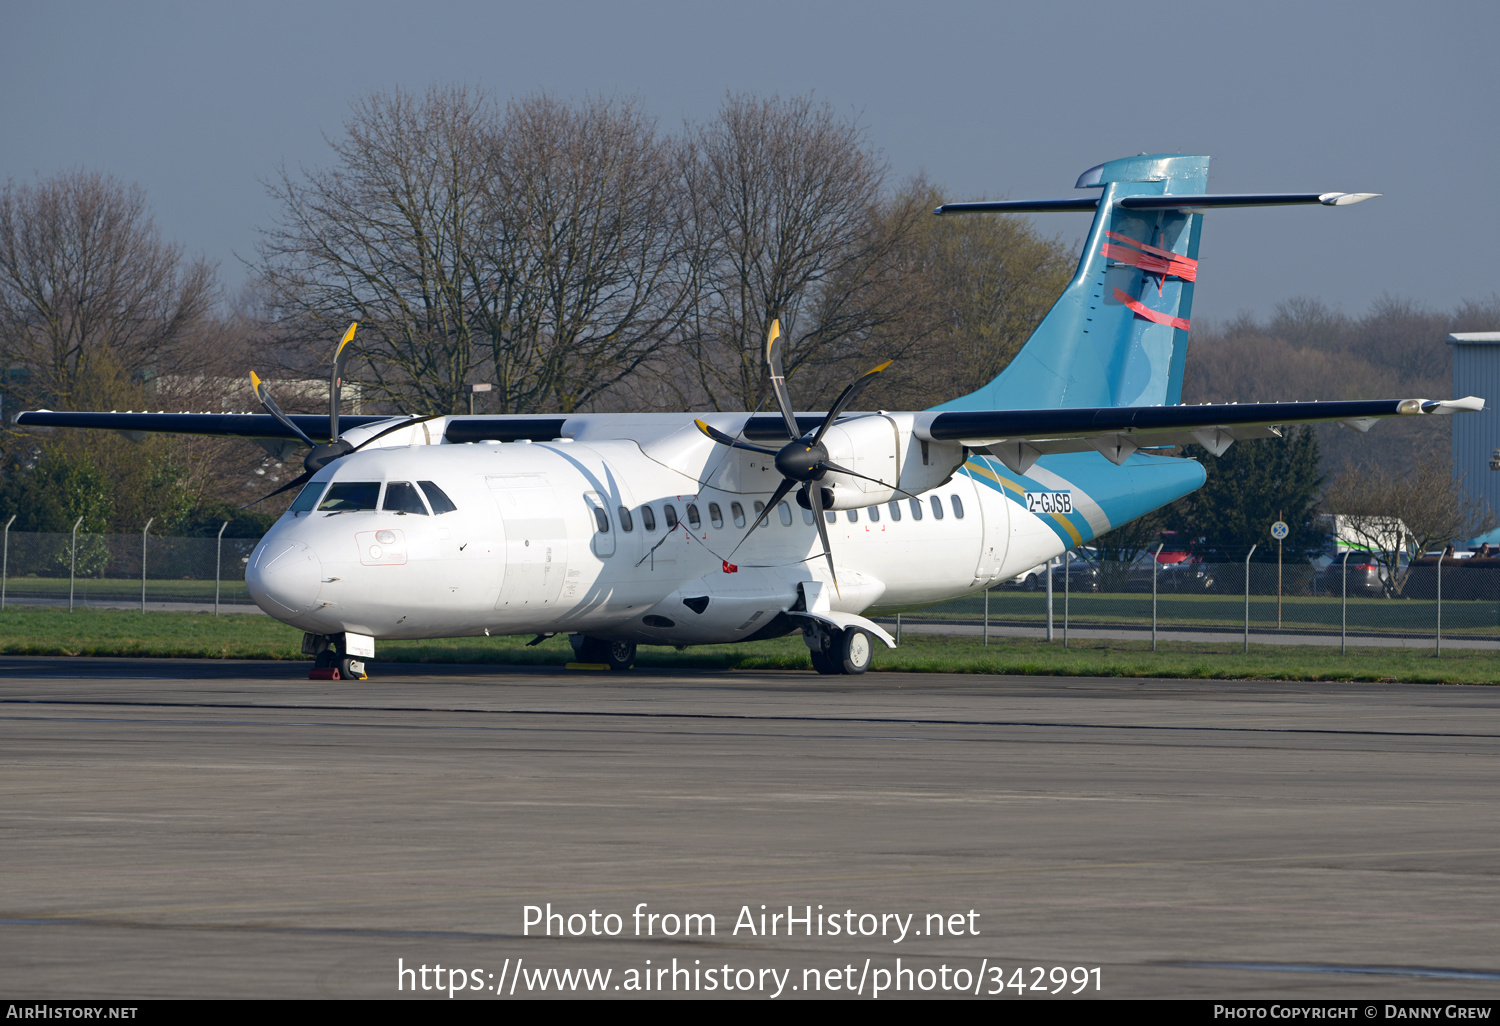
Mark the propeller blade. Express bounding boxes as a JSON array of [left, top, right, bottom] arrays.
[[808, 478, 839, 595], [250, 371, 318, 448], [764, 319, 801, 440], [330, 321, 358, 442], [240, 469, 313, 509], [694, 418, 779, 456], [727, 477, 796, 559], [819, 458, 918, 500], [349, 414, 445, 453], [810, 360, 892, 447]]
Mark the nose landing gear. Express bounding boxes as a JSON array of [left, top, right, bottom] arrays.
[[304, 633, 369, 681]]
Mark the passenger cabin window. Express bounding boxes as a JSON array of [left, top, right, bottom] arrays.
[[951, 495, 965, 519], [591, 505, 610, 533], [825, 511, 836, 524], [778, 501, 792, 526], [418, 481, 458, 514], [867, 505, 880, 523], [318, 482, 380, 512], [909, 497, 924, 520], [802, 507, 814, 526], [687, 504, 701, 529], [641, 505, 658, 532], [618, 506, 634, 532], [288, 481, 327, 513], [887, 500, 902, 521], [709, 503, 724, 528], [731, 502, 746, 527], [846, 509, 858, 523], [382, 481, 429, 515], [930, 495, 945, 520], [664, 504, 679, 529]]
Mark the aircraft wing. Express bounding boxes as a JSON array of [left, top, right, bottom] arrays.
[[916, 397, 1485, 474], [14, 397, 1484, 476]]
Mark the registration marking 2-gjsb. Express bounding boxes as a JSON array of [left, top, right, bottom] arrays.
[[1025, 491, 1073, 515]]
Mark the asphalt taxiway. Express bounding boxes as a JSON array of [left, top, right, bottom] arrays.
[[3, 656, 1500, 999]]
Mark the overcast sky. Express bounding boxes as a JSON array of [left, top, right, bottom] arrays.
[[3, 0, 1495, 325]]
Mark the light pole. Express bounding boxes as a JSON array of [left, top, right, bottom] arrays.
[[468, 382, 492, 415]]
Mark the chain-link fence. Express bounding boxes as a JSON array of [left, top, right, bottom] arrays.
[[888, 558, 1500, 651], [4, 534, 1497, 650], [0, 530, 259, 611]]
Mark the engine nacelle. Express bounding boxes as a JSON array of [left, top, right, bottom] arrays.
[[810, 414, 966, 510]]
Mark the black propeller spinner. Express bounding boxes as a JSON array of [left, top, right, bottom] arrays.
[[694, 319, 902, 592], [245, 322, 441, 507]]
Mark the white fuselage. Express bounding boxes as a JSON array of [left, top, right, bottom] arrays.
[[245, 414, 1066, 647]]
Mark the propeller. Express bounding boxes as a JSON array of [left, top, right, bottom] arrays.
[[244, 322, 441, 507], [694, 319, 899, 592]]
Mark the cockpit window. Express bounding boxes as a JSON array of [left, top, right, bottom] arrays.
[[318, 482, 380, 511], [418, 481, 458, 514], [288, 481, 327, 513], [382, 481, 430, 515]]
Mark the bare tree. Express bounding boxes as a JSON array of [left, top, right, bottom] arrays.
[[1323, 461, 1494, 594], [258, 86, 690, 416], [480, 93, 691, 412], [257, 85, 494, 416], [0, 169, 217, 411], [675, 94, 904, 412]]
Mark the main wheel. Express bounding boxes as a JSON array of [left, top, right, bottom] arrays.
[[810, 646, 840, 674], [576, 636, 637, 671], [338, 655, 367, 680], [807, 626, 841, 674], [837, 628, 873, 675]]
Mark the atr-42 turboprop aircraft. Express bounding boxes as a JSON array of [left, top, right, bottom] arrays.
[[18, 154, 1483, 678]]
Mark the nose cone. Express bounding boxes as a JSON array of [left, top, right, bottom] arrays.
[[247, 538, 322, 618]]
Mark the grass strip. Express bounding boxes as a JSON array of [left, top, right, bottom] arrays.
[[0, 608, 1497, 684]]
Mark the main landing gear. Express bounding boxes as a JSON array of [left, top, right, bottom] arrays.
[[803, 624, 873, 675], [569, 635, 638, 671], [304, 633, 368, 681]]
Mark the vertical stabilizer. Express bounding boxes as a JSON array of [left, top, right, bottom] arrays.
[[936, 154, 1209, 412]]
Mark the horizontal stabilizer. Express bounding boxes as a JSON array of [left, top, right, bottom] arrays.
[[934, 193, 1378, 216]]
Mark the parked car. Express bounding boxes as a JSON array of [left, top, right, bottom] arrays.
[[1311, 553, 1395, 597]]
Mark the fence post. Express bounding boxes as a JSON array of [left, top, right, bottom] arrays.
[[68, 516, 83, 613], [1063, 550, 1071, 649], [1152, 543, 1164, 652], [215, 521, 229, 616], [1341, 550, 1351, 656], [1436, 557, 1442, 657], [1046, 557, 1054, 642], [1, 514, 14, 611], [1243, 544, 1258, 654], [983, 586, 989, 647], [140, 518, 155, 614]]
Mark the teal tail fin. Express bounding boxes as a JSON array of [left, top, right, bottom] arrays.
[[935, 153, 1209, 412]]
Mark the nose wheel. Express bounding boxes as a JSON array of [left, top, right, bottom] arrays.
[[306, 633, 369, 680]]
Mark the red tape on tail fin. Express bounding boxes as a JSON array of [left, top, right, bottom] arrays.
[[1112, 287, 1191, 331], [1101, 231, 1198, 282]]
